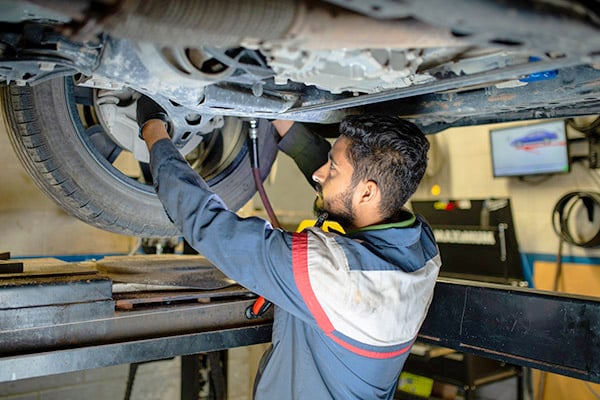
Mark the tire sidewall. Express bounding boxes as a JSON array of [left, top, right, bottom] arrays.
[[2, 77, 278, 237]]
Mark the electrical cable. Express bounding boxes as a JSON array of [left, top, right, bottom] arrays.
[[553, 237, 565, 292], [552, 192, 600, 248], [128, 237, 142, 256], [539, 192, 600, 400], [590, 171, 600, 188], [537, 224, 566, 400], [517, 174, 555, 185], [566, 116, 600, 135], [523, 368, 534, 400], [585, 382, 600, 400], [538, 238, 563, 400], [123, 363, 139, 400]]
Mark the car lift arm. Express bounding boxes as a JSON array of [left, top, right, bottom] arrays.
[[0, 263, 598, 384], [419, 279, 600, 384]]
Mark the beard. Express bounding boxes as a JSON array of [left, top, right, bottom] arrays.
[[314, 185, 355, 231]]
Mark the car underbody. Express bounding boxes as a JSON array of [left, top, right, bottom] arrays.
[[1, 0, 599, 235], [3, 0, 600, 125]]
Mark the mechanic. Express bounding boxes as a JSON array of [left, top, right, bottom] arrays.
[[137, 97, 441, 400]]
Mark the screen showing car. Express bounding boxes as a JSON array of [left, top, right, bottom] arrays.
[[490, 120, 570, 177]]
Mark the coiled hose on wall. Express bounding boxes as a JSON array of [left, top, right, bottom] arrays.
[[537, 191, 600, 400], [552, 191, 600, 248]]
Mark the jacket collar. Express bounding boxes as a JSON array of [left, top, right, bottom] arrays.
[[347, 210, 416, 234]]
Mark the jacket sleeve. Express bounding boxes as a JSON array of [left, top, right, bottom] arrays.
[[149, 138, 315, 323], [276, 123, 331, 186]]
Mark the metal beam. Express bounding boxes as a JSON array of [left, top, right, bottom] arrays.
[[0, 298, 271, 357], [418, 279, 600, 383], [0, 325, 272, 382], [0, 277, 598, 384]]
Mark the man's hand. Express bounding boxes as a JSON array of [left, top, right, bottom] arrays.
[[136, 95, 171, 152]]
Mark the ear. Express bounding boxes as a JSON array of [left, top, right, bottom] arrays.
[[357, 180, 380, 205]]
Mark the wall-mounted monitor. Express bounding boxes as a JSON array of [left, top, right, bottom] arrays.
[[490, 120, 570, 177]]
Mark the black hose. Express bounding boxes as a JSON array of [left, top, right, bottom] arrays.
[[245, 119, 328, 319], [246, 119, 279, 318], [248, 120, 281, 229]]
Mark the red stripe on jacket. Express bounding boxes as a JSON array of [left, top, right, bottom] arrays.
[[291, 232, 413, 359], [292, 232, 334, 332]]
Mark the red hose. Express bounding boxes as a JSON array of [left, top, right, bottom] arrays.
[[252, 167, 281, 229]]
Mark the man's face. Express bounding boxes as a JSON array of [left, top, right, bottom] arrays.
[[312, 136, 356, 229]]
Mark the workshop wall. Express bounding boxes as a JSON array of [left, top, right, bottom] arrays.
[[411, 120, 600, 400], [0, 117, 135, 258], [412, 120, 600, 259]]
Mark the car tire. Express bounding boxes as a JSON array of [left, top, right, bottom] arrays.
[[1, 77, 278, 237]]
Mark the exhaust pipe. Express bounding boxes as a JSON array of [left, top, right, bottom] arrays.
[[103, 0, 462, 50]]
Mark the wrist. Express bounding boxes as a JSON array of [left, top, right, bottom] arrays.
[[139, 112, 169, 138], [142, 119, 171, 152], [272, 120, 294, 138]]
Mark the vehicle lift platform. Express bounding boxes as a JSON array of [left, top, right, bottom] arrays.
[[0, 254, 598, 386]]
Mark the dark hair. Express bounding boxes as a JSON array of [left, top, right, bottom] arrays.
[[339, 115, 429, 221]]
